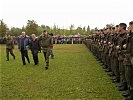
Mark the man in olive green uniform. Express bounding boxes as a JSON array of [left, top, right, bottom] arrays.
[[116, 23, 128, 91], [39, 30, 52, 70], [111, 25, 120, 83], [124, 21, 133, 100], [4, 34, 15, 61]]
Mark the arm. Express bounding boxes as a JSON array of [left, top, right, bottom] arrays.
[[12, 38, 14, 49], [17, 36, 20, 50], [130, 38, 133, 56]]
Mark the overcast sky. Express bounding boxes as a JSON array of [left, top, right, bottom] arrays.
[[1, 0, 133, 29]]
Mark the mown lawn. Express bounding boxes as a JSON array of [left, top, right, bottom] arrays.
[[0, 44, 123, 100]]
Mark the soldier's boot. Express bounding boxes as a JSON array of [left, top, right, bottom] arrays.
[[117, 82, 126, 87], [13, 55, 15, 59], [105, 68, 111, 72], [10, 52, 15, 60], [125, 89, 133, 100], [51, 55, 54, 59], [6, 57, 9, 61], [112, 77, 120, 83], [122, 90, 130, 97], [111, 76, 117, 80], [108, 72, 115, 77], [118, 82, 128, 91], [103, 65, 108, 69], [45, 63, 49, 70], [6, 54, 9, 61]]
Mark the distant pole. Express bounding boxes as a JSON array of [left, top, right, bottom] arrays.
[[72, 37, 73, 44]]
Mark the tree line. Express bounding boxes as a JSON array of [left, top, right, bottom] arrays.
[[0, 19, 115, 37], [0, 19, 92, 37]]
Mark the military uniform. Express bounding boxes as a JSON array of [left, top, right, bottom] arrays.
[[4, 36, 15, 61], [124, 32, 133, 100], [49, 33, 54, 59], [112, 33, 120, 82], [117, 32, 128, 91], [39, 34, 52, 69]]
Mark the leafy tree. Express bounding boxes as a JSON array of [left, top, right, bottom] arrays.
[[76, 26, 82, 34], [87, 25, 90, 34], [82, 26, 86, 35], [69, 24, 75, 35], [10, 27, 22, 36], [25, 20, 38, 35], [0, 19, 8, 37], [37, 26, 44, 35], [45, 26, 50, 32], [22, 26, 26, 31]]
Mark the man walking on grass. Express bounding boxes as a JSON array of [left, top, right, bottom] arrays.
[[4, 34, 15, 61], [39, 30, 53, 70], [18, 31, 30, 65], [29, 34, 40, 65]]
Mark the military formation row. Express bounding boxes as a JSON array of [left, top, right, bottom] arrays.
[[84, 21, 133, 100]]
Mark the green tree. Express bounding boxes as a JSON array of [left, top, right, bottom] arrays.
[[76, 26, 82, 34], [22, 26, 26, 31], [87, 25, 90, 34], [45, 26, 50, 32], [10, 27, 22, 36], [0, 19, 8, 37], [25, 20, 38, 35], [51, 24, 57, 34], [69, 24, 75, 35], [82, 26, 86, 35], [37, 26, 44, 35]]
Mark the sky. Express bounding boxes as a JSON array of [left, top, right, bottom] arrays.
[[1, 0, 133, 29]]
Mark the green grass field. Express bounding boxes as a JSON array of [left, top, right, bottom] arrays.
[[0, 44, 123, 100]]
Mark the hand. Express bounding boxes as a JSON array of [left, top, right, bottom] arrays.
[[123, 44, 127, 49], [5, 35, 7, 38], [108, 42, 111, 45], [116, 45, 120, 50]]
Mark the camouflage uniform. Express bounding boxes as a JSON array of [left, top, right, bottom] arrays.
[[124, 32, 133, 100], [4, 36, 15, 61], [117, 32, 128, 90], [112, 33, 120, 82], [40, 34, 52, 69]]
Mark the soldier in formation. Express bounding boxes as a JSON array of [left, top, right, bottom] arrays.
[[84, 21, 133, 100]]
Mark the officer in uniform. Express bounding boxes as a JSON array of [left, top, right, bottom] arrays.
[[4, 34, 15, 61], [39, 30, 53, 70], [116, 23, 128, 91], [123, 21, 133, 100]]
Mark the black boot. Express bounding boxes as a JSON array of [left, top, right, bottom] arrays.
[[112, 78, 120, 83], [13, 55, 15, 59], [117, 82, 126, 87], [125, 89, 133, 100], [118, 82, 128, 91], [105, 68, 111, 72], [45, 63, 49, 70], [108, 72, 115, 77], [122, 91, 130, 97]]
